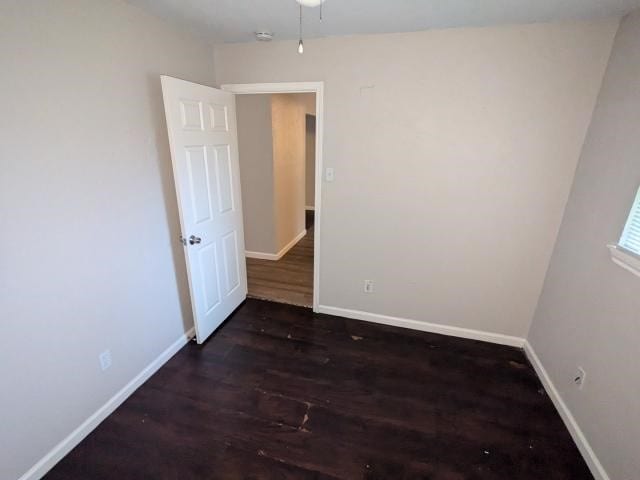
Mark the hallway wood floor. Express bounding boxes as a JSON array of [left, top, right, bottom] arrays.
[[45, 299, 591, 480], [245, 212, 314, 307]]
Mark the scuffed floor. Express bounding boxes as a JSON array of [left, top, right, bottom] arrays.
[[45, 299, 592, 479]]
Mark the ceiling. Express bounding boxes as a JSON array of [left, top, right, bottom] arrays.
[[126, 0, 640, 43]]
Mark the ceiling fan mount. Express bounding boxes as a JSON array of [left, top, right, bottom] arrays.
[[296, 0, 326, 7], [294, 0, 327, 54]]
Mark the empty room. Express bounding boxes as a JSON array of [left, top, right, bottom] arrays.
[[1, 1, 639, 480]]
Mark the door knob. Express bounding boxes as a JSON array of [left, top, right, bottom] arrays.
[[189, 235, 202, 245]]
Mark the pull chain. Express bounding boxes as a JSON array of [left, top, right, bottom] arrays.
[[298, 4, 304, 54]]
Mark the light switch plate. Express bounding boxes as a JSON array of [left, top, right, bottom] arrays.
[[325, 167, 335, 182]]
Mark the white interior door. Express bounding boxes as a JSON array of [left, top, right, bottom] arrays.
[[161, 76, 247, 344]]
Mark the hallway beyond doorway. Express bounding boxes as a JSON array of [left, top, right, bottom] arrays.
[[246, 211, 314, 307]]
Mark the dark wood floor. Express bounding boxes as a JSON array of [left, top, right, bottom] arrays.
[[246, 211, 314, 307], [45, 299, 592, 480]]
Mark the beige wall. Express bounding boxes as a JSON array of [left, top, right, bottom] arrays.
[[0, 1, 214, 478], [214, 20, 618, 337], [290, 93, 317, 209], [236, 94, 276, 253], [237, 93, 312, 255], [305, 114, 316, 208], [528, 11, 640, 480], [295, 92, 317, 116], [272, 94, 307, 250]]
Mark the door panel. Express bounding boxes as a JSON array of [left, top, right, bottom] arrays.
[[180, 100, 204, 130], [161, 76, 247, 344], [198, 242, 221, 313], [210, 104, 229, 131], [185, 146, 214, 224], [214, 145, 234, 213], [222, 230, 240, 295]]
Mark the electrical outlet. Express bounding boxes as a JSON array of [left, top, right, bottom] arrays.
[[99, 350, 112, 372], [574, 367, 586, 389], [364, 280, 374, 293]]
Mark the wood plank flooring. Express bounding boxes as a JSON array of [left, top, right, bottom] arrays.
[[45, 299, 592, 480], [246, 213, 314, 307]]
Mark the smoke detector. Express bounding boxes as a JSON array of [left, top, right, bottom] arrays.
[[255, 31, 273, 42]]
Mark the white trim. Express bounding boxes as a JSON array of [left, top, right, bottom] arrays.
[[607, 244, 640, 278], [221, 82, 322, 94], [222, 82, 324, 312], [244, 251, 281, 261], [317, 305, 524, 347], [305, 205, 315, 211], [18, 328, 195, 480], [523, 341, 609, 480], [245, 229, 307, 261]]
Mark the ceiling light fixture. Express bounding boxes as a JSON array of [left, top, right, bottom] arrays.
[[296, 0, 324, 6], [295, 0, 326, 54]]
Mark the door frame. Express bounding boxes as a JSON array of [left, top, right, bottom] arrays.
[[221, 82, 324, 312]]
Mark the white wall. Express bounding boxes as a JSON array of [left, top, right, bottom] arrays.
[[0, 1, 215, 478], [528, 11, 640, 480], [215, 20, 618, 338], [236, 94, 276, 253]]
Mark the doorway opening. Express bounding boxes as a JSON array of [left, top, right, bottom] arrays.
[[223, 83, 323, 310]]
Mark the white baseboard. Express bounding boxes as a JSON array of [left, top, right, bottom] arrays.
[[245, 229, 307, 261], [19, 327, 195, 480], [316, 305, 524, 347], [245, 251, 282, 261], [305, 206, 315, 211], [523, 341, 609, 480]]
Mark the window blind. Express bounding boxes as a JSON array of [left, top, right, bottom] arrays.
[[619, 186, 640, 256]]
